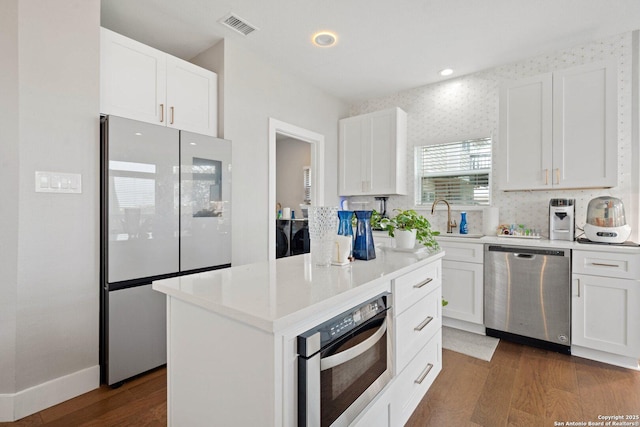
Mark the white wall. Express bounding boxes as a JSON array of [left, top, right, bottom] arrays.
[[0, 0, 100, 421], [0, 0, 20, 402], [276, 138, 311, 219], [349, 32, 638, 241], [193, 39, 349, 265]]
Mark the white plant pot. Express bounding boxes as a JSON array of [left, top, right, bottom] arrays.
[[394, 229, 417, 249]]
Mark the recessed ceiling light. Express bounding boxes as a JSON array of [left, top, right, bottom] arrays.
[[439, 68, 454, 76], [312, 32, 337, 47]]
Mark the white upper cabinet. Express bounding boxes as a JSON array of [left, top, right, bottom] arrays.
[[101, 28, 217, 137], [499, 61, 617, 190], [552, 62, 617, 188], [339, 107, 407, 196]]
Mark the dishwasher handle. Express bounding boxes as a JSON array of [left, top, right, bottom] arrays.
[[513, 253, 535, 259], [486, 245, 566, 257]]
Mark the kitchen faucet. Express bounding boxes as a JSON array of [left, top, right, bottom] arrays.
[[431, 199, 457, 233]]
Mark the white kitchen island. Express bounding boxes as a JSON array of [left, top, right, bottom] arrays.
[[153, 248, 444, 427]]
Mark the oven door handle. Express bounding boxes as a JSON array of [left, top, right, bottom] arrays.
[[320, 318, 387, 371]]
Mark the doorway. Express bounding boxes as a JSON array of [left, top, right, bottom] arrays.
[[268, 118, 324, 260]]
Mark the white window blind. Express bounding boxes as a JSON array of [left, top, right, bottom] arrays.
[[415, 137, 492, 206], [303, 166, 311, 203]]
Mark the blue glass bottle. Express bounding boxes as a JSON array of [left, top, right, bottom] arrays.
[[353, 210, 376, 260], [460, 212, 468, 234]]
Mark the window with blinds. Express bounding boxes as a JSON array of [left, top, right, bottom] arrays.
[[303, 166, 311, 203], [415, 137, 492, 206]]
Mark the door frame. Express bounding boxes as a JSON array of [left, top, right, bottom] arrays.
[[268, 118, 324, 260]]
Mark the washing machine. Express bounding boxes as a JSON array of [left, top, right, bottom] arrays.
[[276, 219, 309, 258]]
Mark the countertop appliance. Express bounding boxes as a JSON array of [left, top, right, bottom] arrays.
[[100, 115, 231, 386], [484, 244, 571, 354], [298, 293, 392, 427], [583, 196, 631, 244], [549, 198, 575, 241]]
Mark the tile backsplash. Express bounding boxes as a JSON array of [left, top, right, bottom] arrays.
[[346, 31, 635, 240]]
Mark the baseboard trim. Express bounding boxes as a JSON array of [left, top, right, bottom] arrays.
[[442, 317, 485, 335], [0, 365, 99, 422], [571, 346, 640, 371]]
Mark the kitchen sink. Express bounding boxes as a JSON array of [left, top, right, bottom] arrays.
[[436, 233, 484, 239]]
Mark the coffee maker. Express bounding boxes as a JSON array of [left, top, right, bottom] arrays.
[[549, 198, 575, 241]]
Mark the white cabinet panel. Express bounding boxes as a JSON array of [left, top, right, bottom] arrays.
[[392, 331, 442, 426], [352, 388, 392, 427], [100, 27, 166, 124], [552, 61, 617, 188], [499, 61, 617, 190], [339, 107, 407, 196], [572, 273, 640, 357], [442, 260, 484, 325], [393, 261, 441, 315], [101, 27, 218, 136], [437, 241, 484, 263], [499, 73, 552, 190], [339, 116, 366, 195], [573, 250, 640, 280], [167, 56, 217, 136], [394, 284, 441, 372], [438, 241, 484, 328]]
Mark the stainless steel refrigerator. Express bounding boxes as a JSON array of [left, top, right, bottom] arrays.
[[100, 115, 231, 385]]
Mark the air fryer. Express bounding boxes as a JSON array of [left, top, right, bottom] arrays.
[[583, 197, 631, 243]]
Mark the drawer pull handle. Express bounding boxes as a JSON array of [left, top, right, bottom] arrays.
[[159, 104, 164, 122], [414, 316, 434, 332], [590, 262, 619, 268], [415, 363, 434, 384], [413, 278, 433, 289]]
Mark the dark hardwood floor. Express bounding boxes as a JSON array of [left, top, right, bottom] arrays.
[[3, 341, 639, 426]]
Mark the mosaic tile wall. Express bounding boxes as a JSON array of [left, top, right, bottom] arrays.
[[347, 32, 635, 239]]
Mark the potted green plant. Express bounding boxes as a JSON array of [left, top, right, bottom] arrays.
[[380, 209, 440, 250]]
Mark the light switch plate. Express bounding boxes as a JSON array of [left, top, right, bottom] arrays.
[[35, 171, 82, 194]]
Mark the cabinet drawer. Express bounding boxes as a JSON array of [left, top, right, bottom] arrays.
[[394, 331, 442, 426], [393, 262, 441, 315], [395, 285, 441, 372], [438, 242, 484, 263], [573, 250, 640, 280]]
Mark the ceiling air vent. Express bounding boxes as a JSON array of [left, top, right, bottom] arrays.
[[219, 13, 258, 36]]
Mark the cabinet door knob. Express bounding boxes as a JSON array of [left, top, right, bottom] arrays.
[[159, 104, 164, 123]]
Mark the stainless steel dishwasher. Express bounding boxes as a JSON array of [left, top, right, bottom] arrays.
[[484, 244, 571, 353]]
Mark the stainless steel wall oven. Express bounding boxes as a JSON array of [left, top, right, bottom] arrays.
[[297, 293, 392, 427]]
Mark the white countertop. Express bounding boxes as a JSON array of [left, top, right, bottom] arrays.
[[152, 249, 444, 333], [373, 229, 640, 254], [435, 234, 640, 254]]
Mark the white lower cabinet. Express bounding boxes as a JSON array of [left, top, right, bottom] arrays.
[[352, 385, 393, 427], [438, 241, 484, 333], [393, 331, 442, 425], [390, 258, 442, 425], [572, 250, 640, 369]]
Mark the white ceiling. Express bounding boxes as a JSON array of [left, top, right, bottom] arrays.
[[101, 0, 640, 103]]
